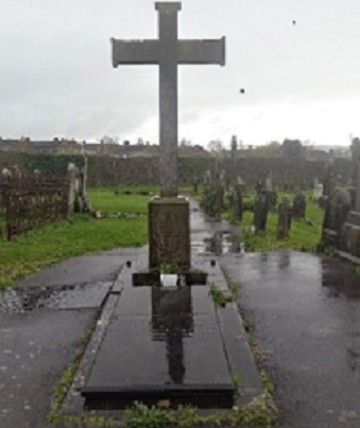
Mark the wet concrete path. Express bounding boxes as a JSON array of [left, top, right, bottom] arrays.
[[1, 197, 360, 427], [221, 251, 360, 428], [0, 248, 146, 428]]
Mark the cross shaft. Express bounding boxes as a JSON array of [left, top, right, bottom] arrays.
[[112, 2, 225, 197]]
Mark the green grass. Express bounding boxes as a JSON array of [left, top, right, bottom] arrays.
[[227, 190, 324, 252], [0, 214, 147, 289], [87, 184, 199, 214], [87, 186, 152, 214], [0, 187, 151, 289]]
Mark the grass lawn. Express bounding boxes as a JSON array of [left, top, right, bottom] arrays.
[[226, 190, 324, 252], [87, 184, 199, 214], [0, 189, 150, 289], [87, 186, 155, 214]]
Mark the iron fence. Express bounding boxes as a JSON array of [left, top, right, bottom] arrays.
[[1, 175, 69, 240]]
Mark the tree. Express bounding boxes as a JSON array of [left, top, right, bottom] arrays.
[[207, 139, 224, 154], [281, 139, 304, 158], [180, 138, 193, 147], [252, 141, 281, 158], [100, 135, 119, 144]]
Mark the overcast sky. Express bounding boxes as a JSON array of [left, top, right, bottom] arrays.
[[1, 0, 360, 148]]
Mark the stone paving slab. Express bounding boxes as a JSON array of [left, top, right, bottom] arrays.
[[0, 309, 96, 428], [47, 282, 112, 310]]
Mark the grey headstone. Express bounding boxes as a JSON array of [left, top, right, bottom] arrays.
[[277, 196, 292, 239]]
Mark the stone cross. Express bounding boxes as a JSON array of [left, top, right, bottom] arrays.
[[111, 2, 225, 197]]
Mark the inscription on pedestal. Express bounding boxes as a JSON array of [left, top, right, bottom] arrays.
[[149, 197, 190, 269]]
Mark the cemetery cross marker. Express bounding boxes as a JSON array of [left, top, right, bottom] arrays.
[[111, 2, 225, 197]]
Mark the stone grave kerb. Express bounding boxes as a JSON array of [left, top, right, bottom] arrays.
[[111, 2, 225, 270]]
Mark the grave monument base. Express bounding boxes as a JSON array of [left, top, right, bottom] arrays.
[[149, 196, 190, 270], [340, 211, 360, 257]]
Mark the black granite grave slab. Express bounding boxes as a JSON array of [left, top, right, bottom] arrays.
[[82, 274, 235, 409]]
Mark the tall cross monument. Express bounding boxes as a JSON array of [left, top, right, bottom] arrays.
[[112, 2, 225, 197], [111, 2, 225, 269]]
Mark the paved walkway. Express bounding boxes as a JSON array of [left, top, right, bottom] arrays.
[[1, 199, 360, 427], [0, 246, 151, 428], [220, 250, 360, 428]]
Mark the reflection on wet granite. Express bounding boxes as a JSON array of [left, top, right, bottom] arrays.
[[82, 275, 235, 409], [151, 286, 194, 384]]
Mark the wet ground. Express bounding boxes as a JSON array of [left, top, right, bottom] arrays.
[[1, 198, 360, 427], [221, 250, 360, 428], [0, 249, 145, 428]]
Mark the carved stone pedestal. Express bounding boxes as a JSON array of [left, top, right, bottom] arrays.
[[149, 196, 190, 270]]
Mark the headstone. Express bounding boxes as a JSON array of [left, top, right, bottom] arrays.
[[265, 173, 273, 193], [203, 169, 211, 188], [265, 172, 277, 207], [292, 191, 306, 218], [232, 184, 243, 221], [255, 178, 265, 195], [322, 187, 351, 247], [323, 164, 335, 197], [230, 135, 237, 152], [339, 153, 360, 257], [229, 135, 238, 187], [67, 163, 77, 216], [111, 2, 225, 269], [253, 190, 269, 233], [1, 167, 11, 180], [214, 182, 224, 218], [277, 196, 292, 239], [192, 176, 200, 195], [313, 182, 323, 201]]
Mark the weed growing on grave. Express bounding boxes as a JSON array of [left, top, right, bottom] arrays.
[[48, 394, 277, 427], [260, 370, 276, 395], [124, 402, 176, 428], [228, 280, 240, 298], [356, 266, 360, 276], [208, 283, 233, 308], [123, 397, 277, 428], [232, 373, 241, 391], [159, 263, 180, 274]]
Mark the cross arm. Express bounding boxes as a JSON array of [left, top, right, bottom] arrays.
[[111, 39, 160, 67], [178, 37, 226, 66]]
